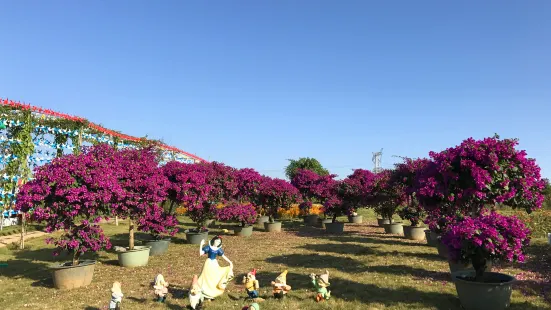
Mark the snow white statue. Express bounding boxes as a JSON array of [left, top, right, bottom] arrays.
[[198, 236, 234, 299]]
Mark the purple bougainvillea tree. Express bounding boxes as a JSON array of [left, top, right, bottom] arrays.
[[392, 158, 431, 226], [291, 169, 338, 216], [15, 144, 120, 266], [111, 147, 173, 249], [415, 135, 545, 217], [414, 135, 545, 280], [258, 177, 300, 222], [216, 202, 257, 227], [366, 169, 406, 223], [338, 169, 376, 216], [442, 211, 531, 281]]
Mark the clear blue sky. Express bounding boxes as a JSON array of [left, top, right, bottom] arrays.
[[1, 1, 550, 179]]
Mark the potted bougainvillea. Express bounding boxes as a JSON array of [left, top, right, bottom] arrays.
[[392, 158, 430, 240], [15, 145, 116, 289], [162, 161, 213, 244], [291, 169, 326, 225], [139, 204, 179, 256], [339, 169, 376, 225], [113, 148, 169, 267], [397, 202, 425, 240], [443, 212, 530, 310], [234, 168, 267, 224], [258, 177, 300, 232], [415, 135, 545, 310], [369, 170, 406, 235], [216, 202, 257, 237]]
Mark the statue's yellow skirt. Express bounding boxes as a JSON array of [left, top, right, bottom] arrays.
[[198, 258, 233, 299]]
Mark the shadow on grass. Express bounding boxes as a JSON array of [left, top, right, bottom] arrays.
[[83, 307, 100, 310], [319, 235, 428, 248], [367, 264, 450, 282], [299, 243, 378, 256], [322, 276, 460, 309], [507, 241, 551, 303], [375, 250, 444, 262], [266, 254, 367, 273]]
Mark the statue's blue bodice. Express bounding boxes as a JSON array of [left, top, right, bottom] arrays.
[[202, 246, 224, 260]]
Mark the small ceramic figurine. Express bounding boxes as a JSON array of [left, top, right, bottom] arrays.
[[153, 274, 169, 303], [189, 274, 204, 310], [109, 282, 123, 310], [310, 270, 331, 302], [271, 270, 291, 299], [242, 302, 260, 310], [242, 269, 260, 300]]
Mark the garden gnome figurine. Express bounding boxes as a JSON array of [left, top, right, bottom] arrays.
[[189, 274, 204, 310], [153, 274, 169, 303], [310, 270, 331, 302], [242, 269, 262, 300], [271, 270, 291, 299], [242, 302, 260, 310], [109, 281, 123, 310]]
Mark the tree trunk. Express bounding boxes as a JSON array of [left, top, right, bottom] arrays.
[[72, 251, 80, 266], [129, 218, 134, 250], [115, 216, 119, 226], [332, 214, 337, 223], [19, 213, 25, 250], [168, 200, 175, 215]]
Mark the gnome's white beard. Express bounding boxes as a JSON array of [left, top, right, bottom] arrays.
[[189, 287, 203, 309]]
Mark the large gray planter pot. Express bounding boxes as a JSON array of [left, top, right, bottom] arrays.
[[304, 215, 319, 226], [403, 226, 425, 241], [448, 260, 493, 273], [348, 215, 363, 224], [257, 216, 269, 225], [320, 219, 333, 229], [437, 240, 449, 259], [52, 260, 95, 290], [264, 221, 282, 232], [377, 218, 390, 227], [425, 230, 439, 247], [383, 223, 404, 235], [117, 246, 151, 267], [142, 238, 170, 256], [233, 225, 253, 237], [452, 271, 515, 310], [186, 231, 209, 245], [325, 222, 345, 234]]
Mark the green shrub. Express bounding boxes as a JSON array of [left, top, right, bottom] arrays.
[[499, 209, 551, 238]]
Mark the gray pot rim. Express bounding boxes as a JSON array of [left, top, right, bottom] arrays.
[[120, 245, 151, 253], [348, 215, 362, 218], [384, 222, 403, 226], [452, 271, 516, 286], [143, 237, 172, 242], [52, 259, 96, 270], [186, 231, 209, 235], [404, 225, 424, 228], [265, 221, 282, 224], [234, 225, 254, 229]]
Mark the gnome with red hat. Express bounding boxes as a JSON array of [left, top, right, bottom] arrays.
[[242, 269, 261, 300]]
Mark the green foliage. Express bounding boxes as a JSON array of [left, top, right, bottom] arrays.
[[284, 157, 329, 180], [542, 178, 551, 210], [3, 110, 34, 206], [499, 209, 551, 238]]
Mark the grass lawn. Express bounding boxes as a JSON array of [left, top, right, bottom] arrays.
[[0, 210, 549, 310]]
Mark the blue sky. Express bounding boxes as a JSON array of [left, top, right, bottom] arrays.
[[0, 1, 550, 179]]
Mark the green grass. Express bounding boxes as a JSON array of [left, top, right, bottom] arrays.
[[0, 210, 549, 310]]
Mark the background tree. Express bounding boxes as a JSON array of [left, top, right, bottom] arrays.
[[543, 178, 551, 210], [284, 157, 329, 180]]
